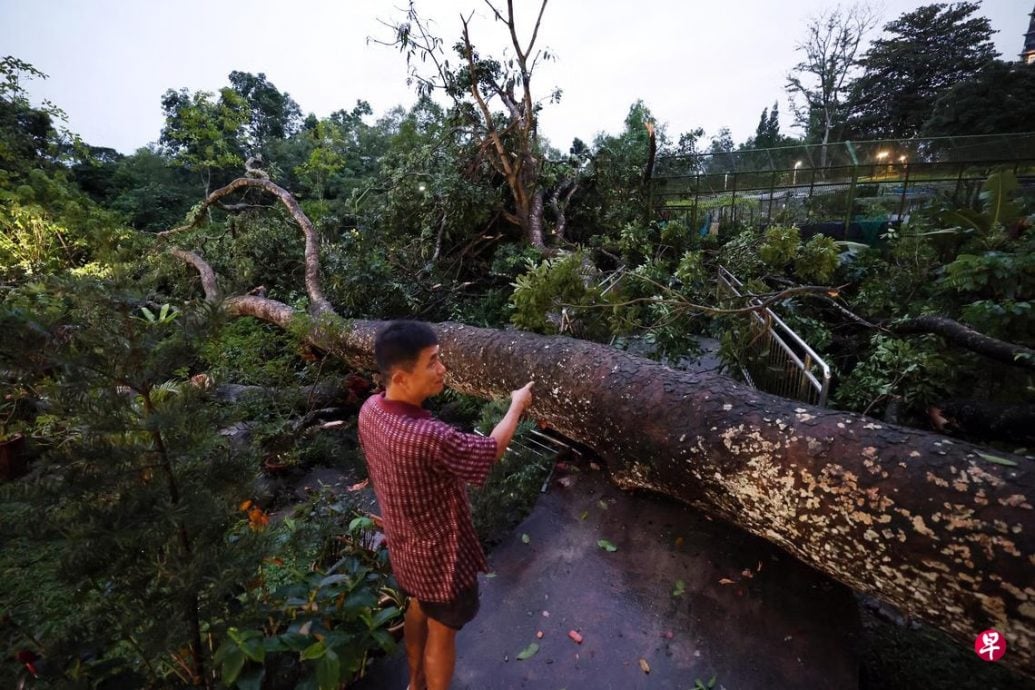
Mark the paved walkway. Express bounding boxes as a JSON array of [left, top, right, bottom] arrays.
[[355, 459, 860, 690]]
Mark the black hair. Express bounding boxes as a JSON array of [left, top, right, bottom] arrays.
[[373, 320, 439, 377]]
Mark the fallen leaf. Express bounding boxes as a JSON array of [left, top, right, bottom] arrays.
[[672, 579, 686, 597], [741, 569, 754, 579], [597, 539, 618, 552], [597, 499, 608, 510], [757, 560, 763, 572], [589, 462, 601, 471], [579, 510, 589, 520], [639, 658, 651, 674], [521, 533, 531, 544], [568, 630, 583, 644], [674, 536, 684, 548], [348, 479, 369, 492], [542, 610, 550, 617], [976, 451, 1018, 467], [557, 476, 574, 488], [516, 642, 539, 660], [239, 499, 252, 511], [536, 630, 544, 639], [719, 578, 735, 585]]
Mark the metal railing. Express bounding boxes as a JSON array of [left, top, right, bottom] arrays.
[[716, 266, 832, 407], [475, 426, 583, 492]]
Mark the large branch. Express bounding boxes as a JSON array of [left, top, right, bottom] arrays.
[[890, 315, 1035, 371], [159, 177, 333, 316]]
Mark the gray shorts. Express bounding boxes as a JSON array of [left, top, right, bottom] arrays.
[[407, 581, 480, 631]]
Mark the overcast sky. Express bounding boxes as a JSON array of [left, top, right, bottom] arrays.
[[1, 0, 1031, 154]]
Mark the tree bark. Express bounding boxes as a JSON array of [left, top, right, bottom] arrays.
[[890, 315, 1035, 372], [642, 120, 657, 184], [208, 293, 1035, 677], [931, 399, 1035, 445]]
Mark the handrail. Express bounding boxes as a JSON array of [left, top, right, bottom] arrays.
[[717, 266, 832, 406]]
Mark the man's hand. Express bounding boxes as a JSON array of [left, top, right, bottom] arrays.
[[511, 380, 534, 413], [492, 381, 535, 460]]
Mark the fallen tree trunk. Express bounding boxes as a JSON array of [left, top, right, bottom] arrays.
[[222, 304, 1035, 677], [164, 177, 1035, 677]]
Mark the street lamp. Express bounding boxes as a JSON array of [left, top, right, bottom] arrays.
[[793, 160, 803, 186]]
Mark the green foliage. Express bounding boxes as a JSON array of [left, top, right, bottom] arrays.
[[510, 251, 607, 338], [849, 2, 997, 139], [216, 504, 401, 690], [159, 86, 251, 190], [795, 234, 839, 283], [0, 278, 266, 687], [834, 335, 953, 417], [107, 146, 199, 231], [0, 202, 81, 278], [199, 317, 303, 387], [923, 61, 1035, 138], [759, 225, 801, 269]]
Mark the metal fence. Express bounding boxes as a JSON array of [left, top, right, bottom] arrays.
[[716, 266, 832, 407], [651, 133, 1035, 238]]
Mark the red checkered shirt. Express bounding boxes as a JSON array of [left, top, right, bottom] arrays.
[[358, 392, 498, 603]]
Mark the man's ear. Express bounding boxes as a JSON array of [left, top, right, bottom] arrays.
[[389, 367, 408, 388]]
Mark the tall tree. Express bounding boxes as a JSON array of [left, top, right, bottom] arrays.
[[0, 56, 62, 180], [753, 100, 782, 149], [785, 4, 877, 166], [159, 87, 251, 195], [380, 0, 555, 248], [849, 2, 998, 139], [227, 71, 302, 154], [921, 60, 1035, 137]]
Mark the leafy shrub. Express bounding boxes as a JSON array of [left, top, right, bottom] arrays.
[[833, 334, 953, 420], [794, 234, 840, 284], [759, 225, 800, 269], [216, 508, 402, 690]]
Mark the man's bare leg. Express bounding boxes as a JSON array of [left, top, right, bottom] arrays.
[[404, 599, 428, 690], [423, 617, 458, 690]]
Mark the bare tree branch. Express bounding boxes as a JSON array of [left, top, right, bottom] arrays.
[[168, 248, 221, 301], [158, 177, 333, 316], [890, 315, 1035, 371]]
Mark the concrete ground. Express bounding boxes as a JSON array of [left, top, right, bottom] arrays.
[[354, 459, 860, 690]]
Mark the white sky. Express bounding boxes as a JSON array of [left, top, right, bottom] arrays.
[[1, 0, 1031, 154]]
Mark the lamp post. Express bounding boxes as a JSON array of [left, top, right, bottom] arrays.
[[874, 150, 890, 179], [793, 160, 803, 186]]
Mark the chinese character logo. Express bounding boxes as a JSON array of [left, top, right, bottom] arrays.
[[974, 629, 1006, 662]]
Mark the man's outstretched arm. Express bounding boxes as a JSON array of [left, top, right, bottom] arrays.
[[490, 381, 534, 460]]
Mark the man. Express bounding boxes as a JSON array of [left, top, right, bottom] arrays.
[[358, 321, 534, 690]]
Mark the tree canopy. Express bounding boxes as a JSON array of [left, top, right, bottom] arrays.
[[848, 1, 999, 139]]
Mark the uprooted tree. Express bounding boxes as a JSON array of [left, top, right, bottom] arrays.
[[161, 177, 1035, 678]]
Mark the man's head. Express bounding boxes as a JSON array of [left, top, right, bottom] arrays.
[[374, 320, 446, 403]]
